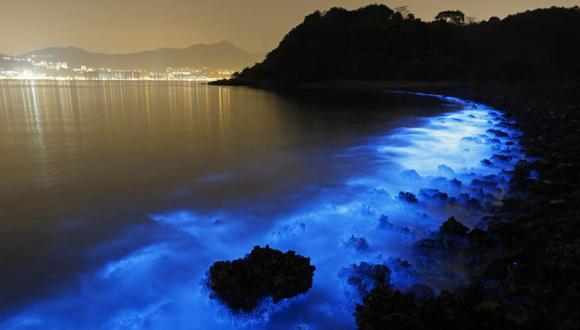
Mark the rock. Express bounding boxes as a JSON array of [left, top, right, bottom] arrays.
[[450, 178, 463, 187], [471, 179, 498, 189], [340, 263, 391, 296], [407, 284, 435, 303], [344, 235, 370, 252], [419, 188, 448, 201], [355, 286, 422, 330], [481, 158, 493, 166], [208, 245, 315, 312], [492, 154, 512, 162], [483, 259, 510, 280], [487, 129, 509, 137], [399, 191, 419, 203], [437, 164, 456, 178], [377, 215, 394, 230], [467, 229, 496, 249], [439, 217, 469, 237], [400, 169, 422, 181]]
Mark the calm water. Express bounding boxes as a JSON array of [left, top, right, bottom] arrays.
[[0, 81, 522, 329]]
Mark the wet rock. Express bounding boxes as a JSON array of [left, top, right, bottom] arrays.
[[492, 154, 512, 162], [487, 129, 509, 137], [407, 284, 435, 303], [467, 229, 496, 249], [355, 286, 422, 330], [471, 179, 498, 190], [340, 262, 391, 296], [400, 169, 422, 181], [419, 188, 448, 201], [344, 235, 371, 253], [399, 191, 419, 203], [439, 217, 469, 238], [437, 164, 456, 178], [377, 215, 394, 230], [481, 158, 493, 167], [483, 259, 510, 280], [450, 178, 462, 187], [456, 193, 483, 210], [208, 245, 315, 312]]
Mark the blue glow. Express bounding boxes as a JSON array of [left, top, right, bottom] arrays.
[[2, 93, 526, 329]]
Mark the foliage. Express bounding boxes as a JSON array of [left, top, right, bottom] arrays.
[[435, 10, 466, 25], [235, 5, 580, 83]]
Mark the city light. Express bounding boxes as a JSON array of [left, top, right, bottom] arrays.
[[0, 54, 235, 81]]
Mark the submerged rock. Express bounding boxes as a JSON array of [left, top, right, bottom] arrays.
[[437, 164, 456, 178], [344, 235, 371, 253], [377, 215, 394, 230], [419, 188, 448, 201], [399, 191, 419, 203], [400, 169, 422, 182], [487, 128, 509, 137], [208, 245, 315, 312]]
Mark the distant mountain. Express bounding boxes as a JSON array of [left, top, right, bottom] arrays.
[[23, 41, 261, 70], [232, 5, 580, 83]]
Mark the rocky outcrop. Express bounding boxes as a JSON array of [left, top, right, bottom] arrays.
[[208, 245, 315, 312]]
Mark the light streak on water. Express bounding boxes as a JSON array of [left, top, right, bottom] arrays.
[[2, 93, 525, 330]]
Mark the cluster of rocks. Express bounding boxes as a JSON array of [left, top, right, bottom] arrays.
[[354, 85, 580, 329], [205, 86, 579, 328], [207, 245, 315, 312]]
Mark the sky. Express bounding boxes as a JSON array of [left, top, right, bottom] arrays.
[[0, 0, 578, 55]]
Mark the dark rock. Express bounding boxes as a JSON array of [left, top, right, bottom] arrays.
[[450, 178, 463, 187], [439, 217, 469, 238], [399, 191, 419, 203], [487, 129, 509, 137], [471, 179, 498, 189], [344, 235, 370, 252], [492, 154, 513, 162], [407, 284, 435, 303], [377, 214, 394, 230], [483, 259, 510, 280], [481, 158, 493, 166], [208, 245, 315, 312], [340, 263, 391, 296], [419, 188, 448, 201], [467, 229, 496, 249], [355, 286, 422, 330]]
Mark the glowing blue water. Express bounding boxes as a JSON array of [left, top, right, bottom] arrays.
[[1, 93, 524, 330]]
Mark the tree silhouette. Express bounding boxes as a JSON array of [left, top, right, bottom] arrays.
[[435, 10, 466, 25], [233, 5, 580, 84]]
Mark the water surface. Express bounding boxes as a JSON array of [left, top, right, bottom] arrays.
[[0, 81, 522, 329]]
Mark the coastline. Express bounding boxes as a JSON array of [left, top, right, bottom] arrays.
[[213, 78, 580, 328]]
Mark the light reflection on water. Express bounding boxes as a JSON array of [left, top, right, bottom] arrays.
[[0, 83, 523, 329]]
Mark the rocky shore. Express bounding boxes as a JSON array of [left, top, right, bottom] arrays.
[[208, 80, 579, 329], [351, 83, 580, 329]]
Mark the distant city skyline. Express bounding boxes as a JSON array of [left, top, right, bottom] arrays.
[[1, 0, 578, 55]]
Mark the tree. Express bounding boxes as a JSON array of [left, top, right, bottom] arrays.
[[395, 6, 410, 18], [435, 10, 466, 25]]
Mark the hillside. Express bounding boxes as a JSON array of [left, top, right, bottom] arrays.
[[231, 5, 580, 83], [23, 41, 260, 70]]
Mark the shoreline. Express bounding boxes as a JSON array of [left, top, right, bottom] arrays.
[[214, 78, 580, 328]]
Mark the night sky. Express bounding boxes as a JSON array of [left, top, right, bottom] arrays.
[[1, 0, 578, 55]]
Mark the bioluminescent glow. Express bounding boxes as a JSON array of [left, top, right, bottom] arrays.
[[1, 93, 525, 330]]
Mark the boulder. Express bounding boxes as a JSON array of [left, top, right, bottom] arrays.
[[208, 245, 315, 312]]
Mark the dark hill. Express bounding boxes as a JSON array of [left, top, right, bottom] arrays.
[[233, 5, 580, 83]]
